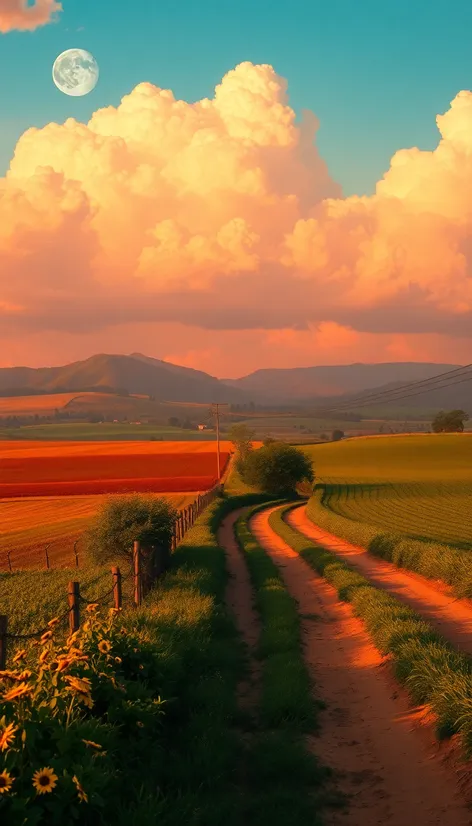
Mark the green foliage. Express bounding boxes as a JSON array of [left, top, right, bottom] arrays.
[[432, 409, 469, 433], [307, 487, 472, 598], [240, 442, 314, 495], [331, 429, 344, 441], [86, 494, 177, 565], [235, 506, 315, 728], [228, 423, 256, 476], [0, 607, 165, 824], [270, 505, 472, 756]]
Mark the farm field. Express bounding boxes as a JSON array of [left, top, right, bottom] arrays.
[[0, 422, 218, 441], [0, 439, 230, 497], [302, 433, 472, 548], [0, 492, 196, 571], [0, 440, 231, 569]]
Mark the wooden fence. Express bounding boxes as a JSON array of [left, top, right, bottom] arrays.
[[1, 484, 223, 572], [0, 483, 223, 667]]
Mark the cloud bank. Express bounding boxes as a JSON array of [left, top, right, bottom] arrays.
[[0, 0, 62, 32], [2, 61, 472, 374]]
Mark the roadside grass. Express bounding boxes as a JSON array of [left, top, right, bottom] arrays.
[[2, 491, 271, 824], [307, 488, 472, 598], [270, 504, 472, 755], [234, 503, 340, 825]]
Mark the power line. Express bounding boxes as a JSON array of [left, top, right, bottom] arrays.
[[313, 362, 472, 414]]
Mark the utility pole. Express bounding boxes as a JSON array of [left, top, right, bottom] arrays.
[[210, 403, 228, 480]]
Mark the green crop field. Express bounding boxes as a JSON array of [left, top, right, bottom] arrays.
[[302, 434, 472, 548], [0, 422, 218, 441]]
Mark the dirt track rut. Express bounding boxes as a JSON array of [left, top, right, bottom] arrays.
[[288, 505, 472, 656], [246, 505, 472, 826]]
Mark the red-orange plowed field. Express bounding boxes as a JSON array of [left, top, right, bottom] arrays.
[[0, 441, 230, 497]]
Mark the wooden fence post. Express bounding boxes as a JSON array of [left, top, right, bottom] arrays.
[[45, 545, 50, 570], [133, 541, 142, 607], [112, 566, 122, 610], [67, 582, 80, 633], [7, 551, 12, 573], [0, 615, 7, 670]]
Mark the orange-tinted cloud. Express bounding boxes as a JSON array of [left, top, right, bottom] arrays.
[[2, 61, 472, 375], [0, 0, 62, 32]]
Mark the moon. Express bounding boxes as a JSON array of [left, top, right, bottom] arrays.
[[52, 49, 99, 97]]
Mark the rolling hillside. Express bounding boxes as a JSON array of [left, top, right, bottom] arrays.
[[0, 353, 247, 404]]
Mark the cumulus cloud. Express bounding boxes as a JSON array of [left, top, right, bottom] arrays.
[[2, 60, 472, 374], [0, 0, 62, 33]]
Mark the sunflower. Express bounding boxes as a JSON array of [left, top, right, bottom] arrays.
[[0, 770, 13, 794], [72, 774, 88, 803], [0, 670, 18, 681], [82, 739, 103, 750], [85, 603, 99, 613], [47, 617, 60, 628], [12, 649, 26, 664], [64, 675, 93, 708], [32, 767, 58, 795], [0, 722, 17, 752], [40, 631, 53, 644], [17, 670, 32, 681], [3, 682, 33, 702], [98, 640, 111, 654], [39, 650, 49, 665]]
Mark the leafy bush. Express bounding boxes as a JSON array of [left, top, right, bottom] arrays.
[[86, 494, 177, 565], [240, 442, 314, 495], [0, 606, 165, 824]]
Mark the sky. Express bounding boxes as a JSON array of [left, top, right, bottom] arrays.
[[2, 0, 472, 377]]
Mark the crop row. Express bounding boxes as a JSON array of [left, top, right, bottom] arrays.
[[307, 489, 472, 598], [269, 504, 472, 756], [321, 480, 472, 549]]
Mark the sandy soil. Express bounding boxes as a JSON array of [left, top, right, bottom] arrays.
[[248, 505, 472, 826], [218, 509, 261, 712], [288, 506, 472, 656]]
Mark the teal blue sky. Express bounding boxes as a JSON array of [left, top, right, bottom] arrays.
[[2, 0, 472, 196]]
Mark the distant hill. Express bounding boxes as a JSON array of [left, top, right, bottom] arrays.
[[0, 353, 247, 404], [223, 362, 462, 403]]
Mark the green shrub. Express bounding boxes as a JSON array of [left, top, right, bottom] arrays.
[[240, 443, 314, 495], [86, 494, 177, 565]]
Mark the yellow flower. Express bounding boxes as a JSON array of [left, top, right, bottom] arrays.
[[40, 631, 53, 644], [0, 670, 20, 682], [114, 656, 122, 664], [17, 670, 32, 681], [47, 617, 60, 628], [98, 640, 111, 654], [67, 631, 80, 646], [82, 739, 103, 750], [12, 649, 26, 664], [85, 603, 99, 613], [32, 767, 58, 795], [39, 650, 49, 665], [64, 675, 93, 708], [3, 682, 32, 702], [0, 770, 13, 794], [136, 721, 144, 728], [72, 774, 88, 803], [64, 675, 92, 693], [0, 722, 17, 752]]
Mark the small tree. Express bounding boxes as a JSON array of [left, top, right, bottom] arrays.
[[86, 494, 177, 565], [332, 429, 344, 441], [228, 423, 256, 473], [432, 409, 469, 433], [240, 441, 314, 495]]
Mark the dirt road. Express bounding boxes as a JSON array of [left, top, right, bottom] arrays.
[[287, 505, 472, 656], [242, 505, 472, 826]]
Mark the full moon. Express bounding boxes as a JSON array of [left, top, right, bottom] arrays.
[[52, 49, 99, 97]]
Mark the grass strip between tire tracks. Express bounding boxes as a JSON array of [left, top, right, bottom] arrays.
[[270, 503, 472, 758], [234, 502, 340, 826]]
